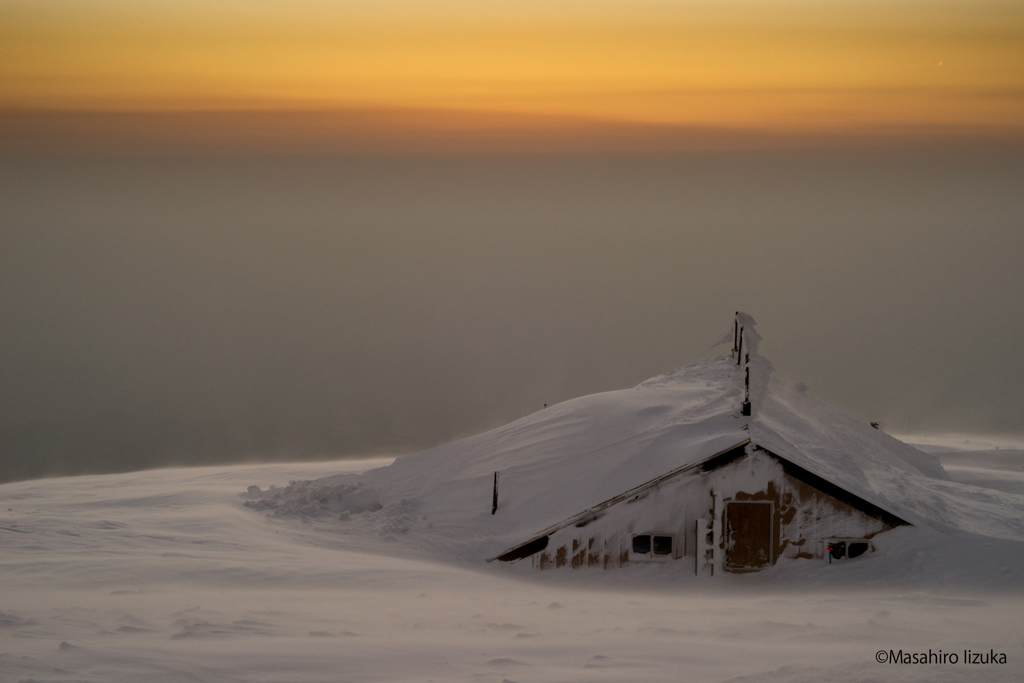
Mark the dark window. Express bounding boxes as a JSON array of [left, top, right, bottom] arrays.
[[652, 536, 673, 555], [632, 535, 651, 554], [847, 542, 868, 559], [828, 541, 846, 560]]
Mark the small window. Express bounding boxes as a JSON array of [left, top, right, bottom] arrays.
[[632, 535, 651, 554], [825, 538, 872, 561], [652, 535, 673, 555], [847, 542, 868, 559]]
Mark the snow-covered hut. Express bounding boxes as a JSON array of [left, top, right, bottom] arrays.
[[333, 313, 950, 574], [471, 313, 949, 573]]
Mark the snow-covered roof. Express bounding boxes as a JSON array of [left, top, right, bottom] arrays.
[[340, 318, 958, 560]]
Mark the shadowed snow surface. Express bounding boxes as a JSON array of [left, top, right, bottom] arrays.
[[2, 458, 1023, 683]]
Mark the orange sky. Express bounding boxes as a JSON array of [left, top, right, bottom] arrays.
[[3, 0, 1023, 151]]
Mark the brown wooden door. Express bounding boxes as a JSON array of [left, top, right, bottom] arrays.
[[725, 501, 772, 571]]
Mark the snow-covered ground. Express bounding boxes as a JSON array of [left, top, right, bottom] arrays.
[[908, 435, 1024, 497], [2, 449, 1023, 683]]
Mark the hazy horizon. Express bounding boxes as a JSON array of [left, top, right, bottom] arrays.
[[2, 145, 1022, 484]]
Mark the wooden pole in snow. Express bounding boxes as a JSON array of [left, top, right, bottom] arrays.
[[492, 471, 499, 515]]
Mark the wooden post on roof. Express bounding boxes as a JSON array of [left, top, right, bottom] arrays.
[[742, 358, 752, 416], [733, 312, 739, 360]]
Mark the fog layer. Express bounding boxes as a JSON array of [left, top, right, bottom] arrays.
[[1, 148, 1021, 482]]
